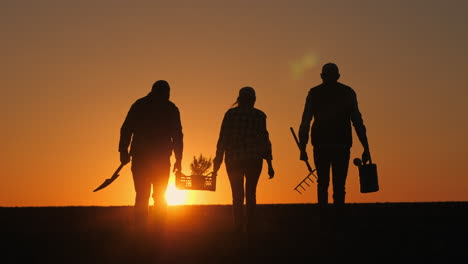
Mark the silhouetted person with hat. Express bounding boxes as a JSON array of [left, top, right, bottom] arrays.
[[212, 87, 275, 236], [298, 63, 371, 230], [119, 80, 183, 228]]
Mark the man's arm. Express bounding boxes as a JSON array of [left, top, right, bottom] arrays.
[[171, 106, 183, 172], [298, 91, 314, 160], [350, 90, 371, 162], [118, 104, 136, 165]]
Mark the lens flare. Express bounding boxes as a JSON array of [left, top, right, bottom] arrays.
[[290, 52, 319, 80]]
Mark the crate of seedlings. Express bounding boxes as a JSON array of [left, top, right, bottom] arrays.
[[175, 154, 216, 191]]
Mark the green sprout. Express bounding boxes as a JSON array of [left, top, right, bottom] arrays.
[[190, 154, 212, 176]]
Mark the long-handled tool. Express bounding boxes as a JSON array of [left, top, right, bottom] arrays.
[[290, 127, 317, 194], [93, 163, 126, 192]]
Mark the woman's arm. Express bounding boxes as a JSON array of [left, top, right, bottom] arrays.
[[261, 113, 274, 179], [213, 113, 229, 173]]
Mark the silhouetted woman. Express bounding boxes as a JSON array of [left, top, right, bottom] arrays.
[[212, 86, 275, 234]]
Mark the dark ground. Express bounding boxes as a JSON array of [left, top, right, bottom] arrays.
[[1, 202, 467, 263]]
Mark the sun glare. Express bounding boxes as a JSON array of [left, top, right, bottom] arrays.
[[165, 183, 188, 205]]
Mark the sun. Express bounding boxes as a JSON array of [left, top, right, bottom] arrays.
[[165, 183, 188, 205]]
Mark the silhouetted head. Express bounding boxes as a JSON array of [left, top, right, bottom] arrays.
[[320, 63, 340, 83], [150, 80, 170, 100], [233, 86, 256, 108]]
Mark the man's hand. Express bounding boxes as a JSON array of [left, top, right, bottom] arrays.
[[268, 165, 275, 179], [300, 150, 308, 161], [362, 149, 371, 164], [120, 151, 130, 165], [173, 159, 182, 173], [266, 160, 275, 179]]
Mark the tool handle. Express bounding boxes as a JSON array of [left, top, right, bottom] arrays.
[[290, 127, 313, 172], [117, 163, 125, 172], [110, 163, 125, 180], [290, 127, 301, 148]]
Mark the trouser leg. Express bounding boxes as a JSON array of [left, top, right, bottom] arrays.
[[314, 147, 331, 206], [132, 156, 170, 228], [150, 160, 170, 227], [331, 148, 350, 228], [331, 148, 350, 205], [132, 166, 152, 227], [245, 159, 263, 233], [314, 147, 334, 232], [226, 160, 245, 232]]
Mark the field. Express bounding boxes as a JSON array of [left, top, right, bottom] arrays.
[[1, 202, 467, 263]]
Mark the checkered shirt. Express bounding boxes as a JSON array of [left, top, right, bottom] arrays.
[[214, 107, 272, 169]]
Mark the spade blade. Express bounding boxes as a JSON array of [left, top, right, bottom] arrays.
[[93, 163, 125, 192]]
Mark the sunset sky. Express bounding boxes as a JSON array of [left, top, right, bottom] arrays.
[[1, 0, 467, 206]]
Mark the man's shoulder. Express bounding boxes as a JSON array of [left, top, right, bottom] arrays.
[[130, 96, 147, 109], [308, 83, 326, 95], [308, 84, 322, 92], [167, 100, 178, 108], [337, 82, 357, 96], [163, 100, 180, 116], [131, 96, 179, 111], [334, 81, 353, 90], [338, 82, 353, 89]]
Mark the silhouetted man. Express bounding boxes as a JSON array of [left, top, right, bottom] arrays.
[[299, 63, 371, 227], [119, 80, 183, 227]]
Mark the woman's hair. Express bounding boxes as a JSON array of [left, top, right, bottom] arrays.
[[231, 86, 256, 108]]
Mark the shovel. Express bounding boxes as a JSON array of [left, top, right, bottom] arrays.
[[93, 163, 125, 192]]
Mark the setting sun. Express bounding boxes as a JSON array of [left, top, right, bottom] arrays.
[[165, 183, 188, 206]]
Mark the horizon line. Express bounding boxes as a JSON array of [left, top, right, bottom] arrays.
[[2, 201, 468, 208]]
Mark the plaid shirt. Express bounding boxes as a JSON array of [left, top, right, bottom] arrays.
[[213, 107, 272, 170]]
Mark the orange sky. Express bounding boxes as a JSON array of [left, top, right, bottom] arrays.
[[1, 0, 467, 206]]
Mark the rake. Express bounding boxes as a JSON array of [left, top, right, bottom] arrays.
[[290, 127, 317, 194]]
